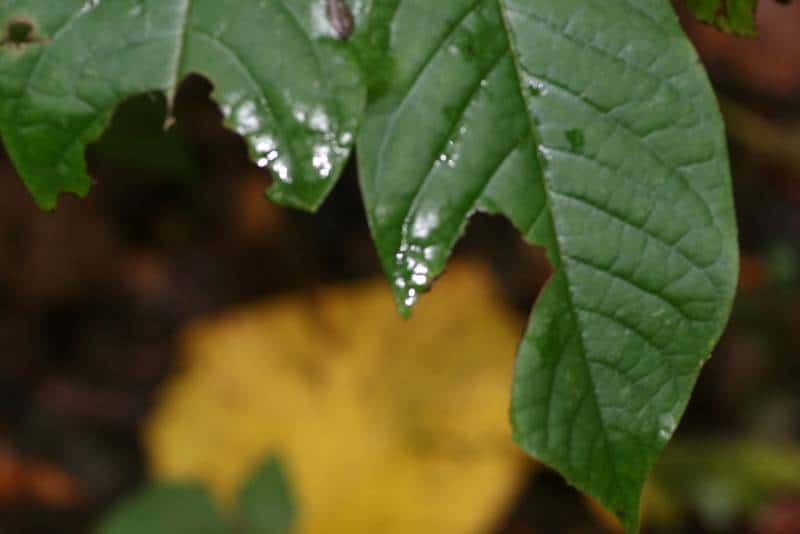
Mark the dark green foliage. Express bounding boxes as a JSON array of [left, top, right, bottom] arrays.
[[0, 2, 741, 532]]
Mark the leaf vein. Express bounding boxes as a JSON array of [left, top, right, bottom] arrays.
[[564, 253, 711, 323], [400, 50, 511, 247], [497, 0, 622, 498]]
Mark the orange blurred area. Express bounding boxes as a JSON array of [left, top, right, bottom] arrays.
[[0, 443, 82, 508]]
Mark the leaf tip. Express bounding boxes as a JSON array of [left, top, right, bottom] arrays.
[[266, 184, 323, 213], [32, 194, 58, 212]]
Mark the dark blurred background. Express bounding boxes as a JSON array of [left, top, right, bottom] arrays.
[[1, 2, 800, 533]]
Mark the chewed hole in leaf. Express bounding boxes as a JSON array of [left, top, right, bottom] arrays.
[[3, 19, 38, 46]]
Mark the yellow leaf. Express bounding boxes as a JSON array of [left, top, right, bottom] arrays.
[[145, 261, 532, 533]]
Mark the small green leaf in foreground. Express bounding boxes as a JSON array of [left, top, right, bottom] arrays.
[[96, 482, 230, 534], [684, 0, 759, 36], [0, 0, 365, 210], [237, 455, 298, 534], [354, 1, 738, 531]]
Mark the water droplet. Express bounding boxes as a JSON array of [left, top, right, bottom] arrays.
[[254, 135, 276, 154], [309, 108, 330, 132], [272, 160, 290, 183], [312, 144, 333, 178], [537, 146, 553, 169], [528, 79, 545, 97], [79, 0, 100, 15], [219, 91, 243, 117], [393, 243, 438, 314], [658, 414, 676, 442], [423, 246, 440, 261], [411, 262, 429, 286], [235, 101, 261, 134], [411, 211, 439, 240]]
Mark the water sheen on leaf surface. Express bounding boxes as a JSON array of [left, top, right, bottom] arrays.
[[353, 1, 738, 531], [0, 1, 740, 533], [0, 0, 365, 210]]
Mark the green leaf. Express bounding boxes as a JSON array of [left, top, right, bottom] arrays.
[[0, 0, 365, 210], [237, 455, 298, 534], [354, 1, 738, 531], [683, 0, 759, 36], [96, 482, 231, 534]]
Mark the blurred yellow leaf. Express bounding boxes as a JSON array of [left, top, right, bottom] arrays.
[[146, 261, 532, 533]]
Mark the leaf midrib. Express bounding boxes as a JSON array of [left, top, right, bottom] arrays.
[[495, 0, 624, 500], [370, 0, 624, 492], [398, 49, 511, 245], [371, 0, 482, 241], [166, 0, 191, 105]]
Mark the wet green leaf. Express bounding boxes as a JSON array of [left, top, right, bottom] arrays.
[[0, 0, 365, 210], [237, 456, 298, 534], [354, 1, 738, 531], [683, 0, 759, 36], [1, 1, 741, 532], [96, 482, 230, 534]]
